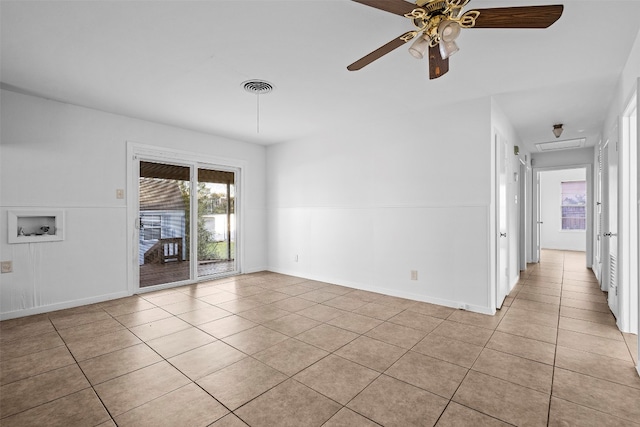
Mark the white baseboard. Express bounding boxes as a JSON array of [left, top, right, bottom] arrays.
[[0, 291, 131, 321]]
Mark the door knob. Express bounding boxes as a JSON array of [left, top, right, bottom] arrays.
[[537, 221, 544, 224], [603, 232, 617, 237], [500, 233, 507, 237]]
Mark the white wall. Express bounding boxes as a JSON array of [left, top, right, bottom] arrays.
[[0, 89, 267, 319], [539, 168, 587, 251], [266, 97, 497, 313]]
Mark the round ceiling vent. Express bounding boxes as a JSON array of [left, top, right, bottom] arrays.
[[242, 80, 274, 95]]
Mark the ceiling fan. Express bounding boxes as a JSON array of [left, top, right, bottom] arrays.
[[347, 0, 563, 79]]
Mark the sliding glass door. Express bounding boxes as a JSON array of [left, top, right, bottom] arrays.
[[137, 160, 238, 289]]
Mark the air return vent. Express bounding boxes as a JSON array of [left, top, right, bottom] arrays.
[[535, 138, 586, 152], [242, 80, 274, 95]]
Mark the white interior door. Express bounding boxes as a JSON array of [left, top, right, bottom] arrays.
[[535, 171, 542, 262], [496, 134, 509, 308], [606, 136, 619, 318]]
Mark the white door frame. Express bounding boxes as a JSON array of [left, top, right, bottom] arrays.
[[126, 142, 245, 294], [531, 165, 593, 267], [495, 132, 509, 309]]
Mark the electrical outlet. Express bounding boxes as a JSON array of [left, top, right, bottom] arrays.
[[410, 270, 418, 280], [116, 189, 125, 199], [1, 261, 13, 273]]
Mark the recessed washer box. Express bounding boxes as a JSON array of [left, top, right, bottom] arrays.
[[8, 210, 65, 244]]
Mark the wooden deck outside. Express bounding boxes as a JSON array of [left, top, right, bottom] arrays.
[[139, 259, 236, 288]]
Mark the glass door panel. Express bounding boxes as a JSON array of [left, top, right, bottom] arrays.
[[197, 168, 236, 277], [138, 161, 191, 287]]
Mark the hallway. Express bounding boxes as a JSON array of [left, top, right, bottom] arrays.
[[0, 250, 638, 426]]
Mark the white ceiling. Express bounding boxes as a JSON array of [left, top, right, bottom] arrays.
[[2, 0, 639, 152]]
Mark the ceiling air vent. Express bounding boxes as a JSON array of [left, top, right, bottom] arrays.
[[535, 138, 586, 152], [242, 80, 274, 95]]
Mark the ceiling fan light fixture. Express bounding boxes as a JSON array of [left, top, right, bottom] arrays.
[[552, 123, 564, 138], [408, 35, 430, 59], [438, 20, 461, 42], [439, 39, 459, 59]]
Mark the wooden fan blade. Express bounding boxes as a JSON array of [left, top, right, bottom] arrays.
[[428, 45, 449, 79], [471, 5, 563, 28], [351, 0, 418, 17], [347, 32, 415, 71]]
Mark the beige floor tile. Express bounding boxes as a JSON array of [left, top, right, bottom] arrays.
[[115, 307, 172, 328], [0, 364, 90, 418], [436, 402, 512, 427], [561, 290, 607, 303], [57, 318, 125, 342], [346, 289, 384, 303], [197, 357, 287, 410], [548, 397, 640, 427], [407, 302, 456, 319], [496, 315, 557, 344], [262, 313, 321, 337], [160, 298, 213, 315], [94, 361, 190, 416], [210, 414, 250, 426], [168, 340, 246, 380], [327, 312, 382, 334], [446, 309, 504, 330], [560, 306, 617, 326], [296, 324, 358, 352], [236, 305, 289, 323], [198, 315, 257, 338], [49, 310, 112, 330], [472, 348, 553, 393], [65, 329, 141, 361], [503, 306, 559, 328], [563, 271, 598, 283], [557, 329, 632, 362], [278, 283, 318, 296], [199, 291, 242, 305], [0, 331, 64, 361], [235, 379, 341, 427], [1, 345, 75, 386], [347, 374, 448, 427], [145, 327, 215, 359], [352, 302, 403, 320], [222, 325, 289, 355], [114, 382, 228, 427], [453, 370, 549, 426], [552, 368, 640, 424], [141, 292, 195, 307], [322, 407, 380, 427], [323, 295, 369, 311], [515, 291, 561, 305], [561, 297, 611, 313], [253, 338, 328, 376], [385, 351, 468, 398], [365, 321, 428, 349], [320, 284, 355, 295], [296, 304, 346, 322], [562, 283, 604, 295], [294, 354, 378, 405], [334, 336, 406, 372], [510, 298, 560, 314], [375, 295, 418, 309], [559, 315, 624, 341], [270, 296, 318, 312], [413, 333, 483, 368], [431, 320, 494, 347], [519, 285, 562, 297], [243, 290, 289, 305], [388, 310, 443, 332], [623, 332, 638, 364], [0, 388, 110, 427], [128, 316, 191, 341], [79, 343, 162, 385], [298, 289, 344, 303], [487, 331, 556, 365], [102, 298, 156, 317], [177, 305, 232, 325], [555, 346, 640, 389]]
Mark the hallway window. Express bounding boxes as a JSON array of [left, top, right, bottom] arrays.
[[561, 181, 586, 230]]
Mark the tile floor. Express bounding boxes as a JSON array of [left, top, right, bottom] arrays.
[[1, 250, 638, 426]]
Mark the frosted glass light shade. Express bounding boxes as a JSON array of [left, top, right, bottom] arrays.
[[408, 36, 430, 59]]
